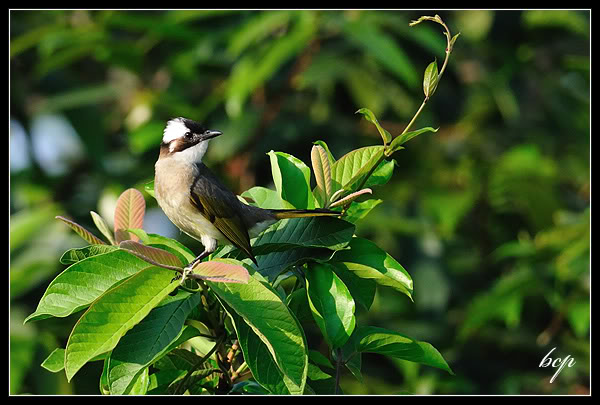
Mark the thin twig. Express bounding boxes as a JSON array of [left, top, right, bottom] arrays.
[[174, 334, 226, 395], [334, 348, 343, 395]]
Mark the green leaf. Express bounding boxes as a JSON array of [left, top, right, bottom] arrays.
[[240, 186, 295, 210], [331, 146, 385, 195], [268, 150, 315, 209], [356, 108, 392, 146], [342, 21, 419, 87], [253, 216, 355, 253], [144, 181, 155, 198], [64, 266, 179, 381], [90, 211, 115, 245], [311, 145, 333, 208], [59, 245, 118, 265], [114, 188, 146, 243], [24, 249, 152, 323], [225, 12, 316, 117], [229, 310, 291, 394], [227, 10, 292, 57], [423, 59, 439, 98], [343, 199, 383, 224], [217, 216, 354, 281], [107, 292, 202, 394], [330, 237, 413, 301], [305, 262, 356, 349], [388, 127, 438, 154], [209, 271, 308, 395], [347, 326, 453, 374], [41, 348, 66, 373], [365, 159, 395, 189], [332, 265, 376, 311], [55, 216, 106, 245]]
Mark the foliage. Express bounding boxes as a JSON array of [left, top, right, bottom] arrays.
[[10, 10, 589, 395]]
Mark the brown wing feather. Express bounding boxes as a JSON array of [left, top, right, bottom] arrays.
[[189, 164, 257, 264]]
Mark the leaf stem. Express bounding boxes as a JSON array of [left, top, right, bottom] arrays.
[[334, 347, 343, 394], [174, 333, 226, 395]]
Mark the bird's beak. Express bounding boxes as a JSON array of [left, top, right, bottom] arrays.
[[201, 129, 222, 141]]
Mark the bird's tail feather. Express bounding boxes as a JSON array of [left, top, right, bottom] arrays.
[[269, 208, 339, 220]]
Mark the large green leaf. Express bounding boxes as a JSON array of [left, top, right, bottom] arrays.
[[24, 249, 152, 323], [305, 262, 356, 349], [268, 150, 315, 209], [342, 199, 383, 224], [228, 310, 291, 394], [254, 216, 355, 252], [331, 146, 385, 196], [240, 186, 295, 210], [345, 326, 453, 375], [330, 237, 413, 301], [64, 266, 179, 381], [209, 271, 308, 395], [107, 291, 202, 394]]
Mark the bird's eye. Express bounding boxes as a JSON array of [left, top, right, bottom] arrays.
[[184, 131, 193, 139]]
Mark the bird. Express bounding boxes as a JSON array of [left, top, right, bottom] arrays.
[[154, 117, 339, 274]]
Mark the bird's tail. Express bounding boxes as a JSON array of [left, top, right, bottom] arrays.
[[269, 208, 339, 220]]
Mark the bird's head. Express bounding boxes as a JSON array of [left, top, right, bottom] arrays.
[[159, 117, 222, 162]]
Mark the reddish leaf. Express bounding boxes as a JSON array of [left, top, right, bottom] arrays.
[[114, 188, 146, 243], [330, 188, 373, 208], [191, 259, 250, 283], [56, 216, 106, 245], [119, 240, 182, 269]]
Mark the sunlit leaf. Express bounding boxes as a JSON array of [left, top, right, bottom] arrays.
[[114, 188, 146, 243]]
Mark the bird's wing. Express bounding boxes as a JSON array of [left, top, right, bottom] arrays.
[[189, 164, 257, 264]]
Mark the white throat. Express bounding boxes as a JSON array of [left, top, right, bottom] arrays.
[[173, 141, 209, 164]]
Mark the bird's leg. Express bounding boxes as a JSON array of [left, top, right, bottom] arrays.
[[181, 250, 211, 285]]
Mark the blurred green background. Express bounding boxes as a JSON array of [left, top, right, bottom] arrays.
[[9, 10, 590, 395]]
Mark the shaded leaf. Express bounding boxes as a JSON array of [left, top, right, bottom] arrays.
[[268, 150, 315, 209], [331, 237, 413, 300], [107, 293, 202, 394], [305, 262, 356, 349], [346, 326, 453, 375], [209, 271, 308, 395]]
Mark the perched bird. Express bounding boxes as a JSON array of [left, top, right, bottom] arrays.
[[154, 117, 338, 271]]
